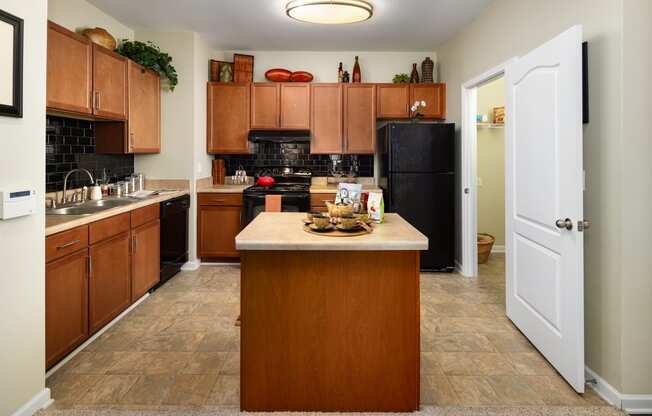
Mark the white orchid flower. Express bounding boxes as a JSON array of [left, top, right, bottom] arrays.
[[421, 100, 426, 107]]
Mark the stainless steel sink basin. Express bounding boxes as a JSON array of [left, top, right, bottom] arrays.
[[47, 198, 141, 216]]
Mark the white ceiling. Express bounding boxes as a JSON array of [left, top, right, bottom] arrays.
[[87, 0, 491, 51]]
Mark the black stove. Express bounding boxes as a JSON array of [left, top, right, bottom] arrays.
[[242, 167, 312, 225]]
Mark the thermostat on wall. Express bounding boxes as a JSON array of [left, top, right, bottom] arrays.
[[0, 187, 36, 220]]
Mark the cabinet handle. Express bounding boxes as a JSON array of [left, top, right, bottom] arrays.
[[132, 235, 137, 253], [129, 133, 135, 149], [94, 91, 101, 110], [56, 240, 80, 250], [88, 256, 92, 277]]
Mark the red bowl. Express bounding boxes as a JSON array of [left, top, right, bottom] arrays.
[[257, 176, 275, 186], [265, 68, 292, 82], [290, 71, 314, 82]]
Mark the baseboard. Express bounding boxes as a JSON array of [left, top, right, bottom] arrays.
[[181, 259, 200, 271], [492, 245, 505, 253], [200, 262, 241, 267], [11, 388, 52, 416], [585, 367, 652, 414], [46, 293, 149, 379]]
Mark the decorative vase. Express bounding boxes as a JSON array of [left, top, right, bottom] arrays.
[[338, 62, 344, 83], [352, 56, 361, 83], [421, 57, 434, 83], [410, 63, 420, 83], [343, 71, 350, 83]]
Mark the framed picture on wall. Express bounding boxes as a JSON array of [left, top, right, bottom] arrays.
[[0, 9, 23, 118]]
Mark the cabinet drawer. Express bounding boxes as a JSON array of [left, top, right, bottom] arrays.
[[131, 203, 160, 228], [46, 225, 89, 263], [198, 193, 243, 206], [89, 212, 131, 245], [310, 193, 335, 208]]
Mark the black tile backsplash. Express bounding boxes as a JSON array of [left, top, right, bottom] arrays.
[[217, 142, 373, 177], [46, 116, 134, 192]]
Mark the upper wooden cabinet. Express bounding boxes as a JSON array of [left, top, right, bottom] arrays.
[[280, 83, 310, 129], [47, 21, 93, 115], [377, 83, 446, 120], [411, 83, 446, 119], [376, 84, 410, 119], [92, 45, 128, 120], [207, 83, 251, 154], [251, 83, 310, 130], [343, 84, 376, 154], [310, 84, 343, 154], [251, 83, 280, 129], [127, 61, 161, 153], [47, 21, 129, 121]]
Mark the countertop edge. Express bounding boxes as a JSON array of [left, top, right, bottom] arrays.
[[45, 190, 189, 237], [235, 241, 428, 251]]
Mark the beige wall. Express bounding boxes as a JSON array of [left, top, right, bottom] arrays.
[[134, 31, 214, 263], [216, 51, 437, 83], [620, 0, 652, 395], [48, 0, 133, 40], [0, 0, 48, 415], [476, 77, 505, 246], [436, 0, 627, 392]]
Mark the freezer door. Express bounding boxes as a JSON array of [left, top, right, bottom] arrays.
[[389, 123, 455, 173], [389, 172, 455, 271]]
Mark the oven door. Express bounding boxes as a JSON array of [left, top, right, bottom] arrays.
[[243, 193, 310, 226]]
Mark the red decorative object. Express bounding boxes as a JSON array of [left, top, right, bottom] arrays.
[[352, 56, 361, 83], [265, 68, 292, 82], [290, 71, 314, 82], [256, 176, 275, 187]]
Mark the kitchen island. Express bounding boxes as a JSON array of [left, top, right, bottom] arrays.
[[235, 212, 428, 412]]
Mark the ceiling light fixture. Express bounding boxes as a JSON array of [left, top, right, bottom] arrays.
[[286, 0, 373, 25]]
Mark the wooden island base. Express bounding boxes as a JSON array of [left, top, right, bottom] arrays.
[[240, 250, 420, 412]]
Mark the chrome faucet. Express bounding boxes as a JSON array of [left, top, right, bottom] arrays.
[[61, 168, 94, 205]]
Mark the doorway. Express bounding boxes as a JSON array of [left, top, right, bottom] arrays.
[[459, 59, 515, 278]]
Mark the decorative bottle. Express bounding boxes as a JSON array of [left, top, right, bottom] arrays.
[[338, 62, 344, 83], [352, 56, 361, 83], [410, 63, 420, 83]]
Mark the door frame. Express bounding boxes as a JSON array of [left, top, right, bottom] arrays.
[[459, 58, 517, 277]]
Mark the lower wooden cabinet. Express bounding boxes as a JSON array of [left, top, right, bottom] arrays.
[[46, 248, 89, 369], [132, 219, 161, 301], [89, 231, 132, 334], [46, 201, 164, 369], [198, 193, 243, 259]]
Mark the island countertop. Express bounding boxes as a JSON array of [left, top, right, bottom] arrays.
[[235, 212, 428, 251]]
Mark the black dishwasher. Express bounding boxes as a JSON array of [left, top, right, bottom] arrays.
[[155, 194, 189, 290]]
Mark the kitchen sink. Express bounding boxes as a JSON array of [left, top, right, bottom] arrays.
[[47, 198, 141, 216]]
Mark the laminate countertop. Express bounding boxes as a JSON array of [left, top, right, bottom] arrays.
[[235, 212, 428, 251], [196, 184, 382, 194], [45, 190, 189, 236]]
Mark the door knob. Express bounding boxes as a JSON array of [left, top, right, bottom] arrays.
[[555, 218, 573, 230]]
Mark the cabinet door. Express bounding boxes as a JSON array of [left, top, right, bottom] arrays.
[[310, 84, 343, 154], [128, 62, 161, 153], [132, 220, 161, 301], [46, 249, 89, 369], [411, 83, 446, 119], [251, 83, 280, 129], [92, 44, 128, 120], [198, 205, 242, 258], [343, 84, 376, 154], [46, 21, 93, 115], [280, 83, 310, 129], [207, 83, 251, 154], [89, 232, 131, 334], [376, 84, 410, 119]]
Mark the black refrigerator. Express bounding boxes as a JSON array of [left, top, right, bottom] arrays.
[[378, 122, 455, 271]]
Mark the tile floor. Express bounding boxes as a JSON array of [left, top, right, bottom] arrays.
[[46, 253, 607, 410]]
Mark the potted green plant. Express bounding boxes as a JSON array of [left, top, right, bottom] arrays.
[[115, 40, 178, 91]]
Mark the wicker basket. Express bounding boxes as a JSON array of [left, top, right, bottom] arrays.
[[477, 233, 495, 264]]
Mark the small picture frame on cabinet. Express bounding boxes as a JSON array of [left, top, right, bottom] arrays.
[[0, 9, 23, 118]]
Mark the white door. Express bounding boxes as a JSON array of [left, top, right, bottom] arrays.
[[505, 25, 585, 392]]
